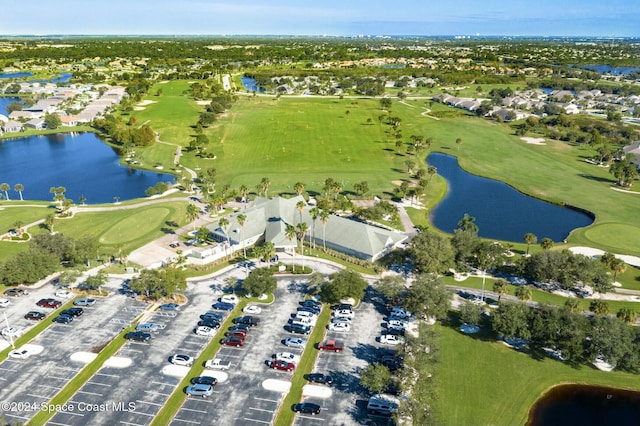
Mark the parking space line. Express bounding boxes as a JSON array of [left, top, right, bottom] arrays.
[[150, 381, 174, 387], [96, 372, 119, 378], [136, 399, 163, 407], [86, 381, 112, 387], [4, 413, 30, 420], [0, 367, 15, 371], [47, 375, 73, 380], [297, 415, 325, 421], [0, 377, 6, 380], [127, 411, 156, 417], [48, 421, 73, 426], [38, 384, 64, 390], [172, 418, 201, 424], [180, 407, 207, 413], [77, 390, 103, 396], [56, 410, 84, 417], [242, 418, 271, 424], [119, 421, 144, 426], [144, 390, 170, 397], [27, 393, 50, 399], [249, 407, 274, 412], [253, 397, 280, 403]]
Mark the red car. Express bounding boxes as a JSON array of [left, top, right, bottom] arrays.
[[268, 359, 295, 372], [221, 337, 244, 347], [36, 298, 62, 309], [226, 330, 247, 339]]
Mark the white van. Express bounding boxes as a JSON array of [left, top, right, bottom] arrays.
[[367, 394, 399, 416], [295, 310, 317, 320]]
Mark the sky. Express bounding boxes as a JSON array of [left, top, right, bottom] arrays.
[[2, 0, 639, 37]]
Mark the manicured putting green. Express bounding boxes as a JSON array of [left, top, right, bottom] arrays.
[[98, 207, 171, 245], [583, 223, 640, 253]]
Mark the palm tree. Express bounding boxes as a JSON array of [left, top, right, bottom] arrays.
[[319, 209, 330, 252], [492, 280, 508, 302], [237, 214, 247, 258], [455, 137, 462, 150], [79, 195, 87, 205], [296, 200, 305, 224], [113, 196, 120, 204], [259, 177, 271, 198], [14, 183, 24, 201], [611, 258, 627, 283], [564, 298, 581, 313], [262, 242, 276, 265], [590, 300, 609, 316], [45, 213, 55, 234], [309, 207, 319, 249], [540, 237, 553, 250], [427, 166, 437, 182], [13, 221, 24, 236], [515, 286, 532, 301], [219, 217, 230, 256], [293, 182, 305, 197], [186, 203, 199, 230], [198, 225, 210, 243], [239, 184, 249, 205], [0, 183, 10, 200], [523, 233, 537, 256], [616, 307, 637, 324], [285, 224, 297, 271], [50, 187, 57, 202], [296, 222, 309, 270]]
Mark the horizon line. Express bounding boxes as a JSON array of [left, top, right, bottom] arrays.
[[0, 34, 637, 39]]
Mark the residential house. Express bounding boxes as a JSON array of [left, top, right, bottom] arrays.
[[3, 120, 23, 133], [24, 118, 46, 130]]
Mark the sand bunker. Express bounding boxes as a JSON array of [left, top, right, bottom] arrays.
[[521, 137, 546, 145]]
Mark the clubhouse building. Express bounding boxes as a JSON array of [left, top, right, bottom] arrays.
[[207, 196, 408, 262]]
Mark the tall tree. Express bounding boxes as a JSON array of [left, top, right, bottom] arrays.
[[540, 237, 554, 250], [589, 300, 610, 316], [455, 137, 462, 150], [219, 217, 230, 255], [319, 209, 330, 251], [0, 183, 10, 200], [360, 363, 391, 395], [375, 275, 407, 306], [186, 203, 199, 230], [237, 214, 247, 258], [259, 177, 271, 198], [285, 223, 297, 271], [404, 274, 451, 320], [309, 207, 319, 250], [492, 279, 509, 302], [239, 184, 249, 205], [523, 232, 537, 256], [515, 286, 532, 301], [293, 182, 305, 196], [409, 229, 455, 274], [296, 200, 306, 224], [296, 222, 308, 270], [13, 183, 24, 201]]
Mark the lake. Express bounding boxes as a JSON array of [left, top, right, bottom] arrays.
[[0, 97, 22, 115], [584, 65, 640, 76], [0, 133, 172, 204], [527, 384, 640, 426], [0, 72, 34, 79], [427, 153, 594, 242]]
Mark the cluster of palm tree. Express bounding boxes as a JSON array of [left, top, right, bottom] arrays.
[[0, 183, 24, 201]]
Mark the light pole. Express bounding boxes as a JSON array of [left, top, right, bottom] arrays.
[[4, 312, 15, 349]]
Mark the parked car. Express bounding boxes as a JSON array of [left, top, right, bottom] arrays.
[[386, 320, 406, 329], [24, 311, 46, 321], [197, 319, 221, 329], [185, 383, 214, 397], [201, 312, 224, 322], [268, 359, 295, 371], [61, 307, 83, 317], [221, 336, 244, 347], [275, 352, 301, 364], [318, 340, 344, 352], [331, 316, 352, 324], [204, 358, 231, 370], [226, 330, 247, 339], [4, 288, 28, 297], [0, 298, 10, 308], [298, 306, 321, 315], [243, 305, 262, 314], [389, 307, 412, 318], [125, 331, 152, 342], [74, 298, 96, 307], [306, 373, 333, 385], [387, 315, 410, 323], [332, 309, 354, 318], [331, 303, 353, 311], [382, 327, 405, 336], [220, 294, 239, 305], [288, 323, 311, 335], [55, 289, 73, 299], [37, 298, 62, 309], [195, 326, 217, 336], [159, 303, 180, 311], [233, 316, 260, 327], [301, 300, 322, 309], [9, 348, 32, 359], [212, 301, 235, 311], [170, 354, 195, 366], [229, 323, 251, 333], [1, 327, 23, 338], [292, 402, 321, 415], [380, 355, 403, 371], [328, 322, 350, 332], [284, 337, 307, 348], [136, 323, 161, 333], [191, 376, 218, 386], [54, 314, 73, 324], [379, 334, 403, 345]]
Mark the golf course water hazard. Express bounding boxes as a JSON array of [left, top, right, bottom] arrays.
[[427, 153, 594, 242], [527, 384, 640, 426]]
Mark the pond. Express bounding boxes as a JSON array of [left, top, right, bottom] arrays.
[[0, 133, 173, 204], [583, 65, 640, 76], [240, 77, 265, 93], [0, 97, 22, 115], [0, 72, 34, 79], [527, 384, 640, 426], [427, 153, 594, 242]]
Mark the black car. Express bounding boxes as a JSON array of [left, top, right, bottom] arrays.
[[331, 303, 353, 311], [212, 301, 235, 311], [191, 376, 218, 386], [233, 316, 260, 327], [289, 323, 311, 335], [382, 327, 405, 336], [292, 402, 321, 415], [4, 288, 28, 297], [229, 323, 251, 332], [306, 373, 333, 385], [125, 331, 152, 342], [61, 307, 84, 317], [197, 319, 221, 329], [381, 355, 403, 371], [300, 299, 322, 309], [200, 312, 224, 322], [24, 311, 46, 321], [54, 314, 73, 324]]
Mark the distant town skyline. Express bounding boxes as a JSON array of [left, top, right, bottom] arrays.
[[2, 0, 639, 37]]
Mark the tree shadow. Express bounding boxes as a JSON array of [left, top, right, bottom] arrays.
[[382, 148, 394, 152], [286, 279, 308, 295], [350, 342, 383, 364], [325, 369, 365, 395], [578, 174, 615, 184]]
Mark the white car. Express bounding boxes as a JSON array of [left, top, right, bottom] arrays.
[[332, 309, 354, 319], [328, 322, 351, 332], [331, 316, 352, 323], [283, 337, 307, 348], [243, 305, 262, 314], [55, 289, 73, 299], [379, 334, 403, 345], [170, 354, 195, 366], [9, 348, 32, 359], [220, 294, 239, 305], [0, 298, 10, 308], [195, 326, 216, 336], [2, 327, 23, 338], [275, 352, 301, 364], [387, 320, 406, 329]]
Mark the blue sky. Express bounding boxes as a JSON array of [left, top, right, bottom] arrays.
[[3, 0, 639, 37]]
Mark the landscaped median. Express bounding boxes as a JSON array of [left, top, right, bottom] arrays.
[[274, 304, 332, 426], [28, 306, 150, 425], [151, 293, 275, 425], [0, 297, 79, 363]]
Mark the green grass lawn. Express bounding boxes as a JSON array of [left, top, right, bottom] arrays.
[[435, 323, 640, 425], [0, 205, 52, 234]]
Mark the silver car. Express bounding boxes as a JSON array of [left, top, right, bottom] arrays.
[[185, 384, 213, 397]]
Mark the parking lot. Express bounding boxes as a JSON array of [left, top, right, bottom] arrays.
[[171, 276, 311, 426], [0, 280, 147, 424], [294, 287, 391, 426]]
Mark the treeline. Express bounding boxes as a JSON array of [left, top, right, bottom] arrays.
[[93, 115, 156, 147], [530, 78, 640, 96], [0, 234, 98, 286]]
